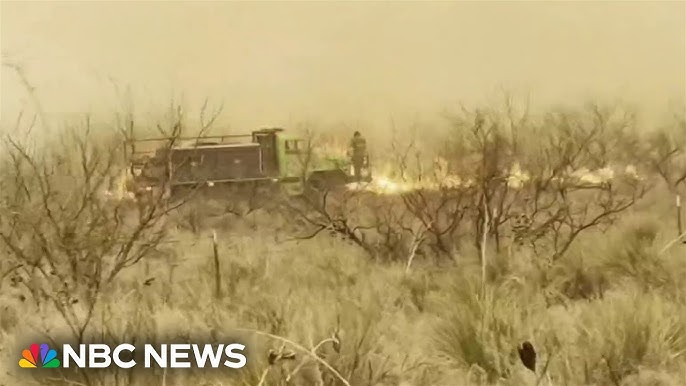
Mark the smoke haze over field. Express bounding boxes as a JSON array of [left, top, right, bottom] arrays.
[[1, 1, 684, 134]]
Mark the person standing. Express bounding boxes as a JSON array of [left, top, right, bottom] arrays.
[[348, 131, 368, 181]]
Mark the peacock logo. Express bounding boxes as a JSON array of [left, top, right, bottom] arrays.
[[19, 343, 61, 368]]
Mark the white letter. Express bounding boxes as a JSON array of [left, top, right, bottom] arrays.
[[113, 344, 136, 369], [170, 344, 191, 368], [192, 344, 223, 368], [62, 344, 86, 368], [144, 344, 167, 368], [88, 344, 111, 368], [223, 344, 247, 369]]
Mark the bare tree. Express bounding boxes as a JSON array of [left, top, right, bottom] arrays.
[[439, 102, 648, 262], [441, 106, 522, 253], [644, 116, 686, 191], [0, 113, 198, 385], [513, 105, 649, 260]]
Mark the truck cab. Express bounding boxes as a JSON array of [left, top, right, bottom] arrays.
[[251, 128, 357, 186]]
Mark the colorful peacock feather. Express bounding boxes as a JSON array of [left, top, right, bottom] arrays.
[[19, 343, 60, 368]]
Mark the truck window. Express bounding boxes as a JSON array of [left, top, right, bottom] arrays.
[[285, 139, 303, 154]]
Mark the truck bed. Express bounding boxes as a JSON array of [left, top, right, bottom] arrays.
[[170, 143, 264, 184]]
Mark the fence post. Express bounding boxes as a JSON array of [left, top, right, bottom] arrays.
[[677, 194, 683, 240], [212, 230, 222, 299]]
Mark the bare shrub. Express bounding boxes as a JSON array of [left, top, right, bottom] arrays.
[[644, 114, 686, 192], [437, 103, 649, 263], [0, 117, 193, 385]]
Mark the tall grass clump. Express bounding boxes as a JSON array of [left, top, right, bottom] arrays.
[[575, 291, 686, 385], [433, 276, 545, 384]]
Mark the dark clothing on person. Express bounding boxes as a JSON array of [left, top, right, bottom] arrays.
[[350, 137, 367, 161], [349, 135, 368, 181]]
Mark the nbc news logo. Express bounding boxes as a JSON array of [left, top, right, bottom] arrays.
[[19, 342, 247, 369], [19, 344, 61, 368]]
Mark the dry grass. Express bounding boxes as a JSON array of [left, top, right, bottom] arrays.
[[1, 206, 684, 386]]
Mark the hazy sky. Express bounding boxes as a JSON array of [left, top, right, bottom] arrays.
[[1, 1, 684, 134]]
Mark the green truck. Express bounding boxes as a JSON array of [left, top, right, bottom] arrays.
[[125, 128, 371, 197]]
